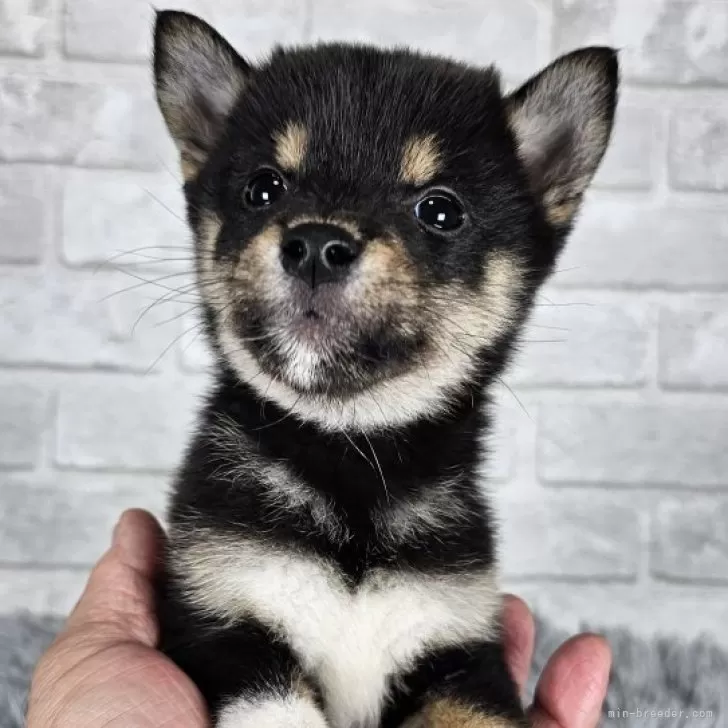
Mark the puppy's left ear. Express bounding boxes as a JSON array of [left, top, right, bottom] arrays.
[[153, 11, 251, 181], [507, 47, 618, 228]]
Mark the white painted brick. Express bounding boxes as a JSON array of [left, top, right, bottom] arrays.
[[56, 375, 205, 471], [0, 164, 49, 262], [62, 168, 187, 266], [499, 491, 639, 579], [508, 291, 651, 388], [64, 0, 306, 62], [0, 77, 163, 168], [506, 582, 728, 647], [311, 0, 547, 78], [554, 198, 728, 289], [539, 402, 728, 487], [652, 497, 728, 583], [554, 0, 728, 85], [594, 104, 659, 190], [482, 389, 538, 484], [0, 569, 88, 615], [0, 266, 194, 371], [659, 297, 728, 390], [0, 473, 166, 565], [0, 382, 46, 468], [0, 0, 726, 640], [0, 0, 50, 56], [669, 107, 728, 192]]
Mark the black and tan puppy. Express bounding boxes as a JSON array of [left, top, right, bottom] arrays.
[[152, 10, 617, 728]]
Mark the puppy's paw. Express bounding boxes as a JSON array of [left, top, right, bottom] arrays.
[[402, 698, 529, 728], [216, 693, 329, 728]]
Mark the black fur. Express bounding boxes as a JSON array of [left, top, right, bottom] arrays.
[[152, 9, 618, 727]]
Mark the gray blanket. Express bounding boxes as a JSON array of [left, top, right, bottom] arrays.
[[1, 614, 725, 727]]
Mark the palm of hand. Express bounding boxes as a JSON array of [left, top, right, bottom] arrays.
[[30, 638, 205, 728]]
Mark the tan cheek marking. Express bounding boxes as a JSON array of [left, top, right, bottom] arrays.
[[353, 237, 418, 305], [481, 251, 525, 330], [196, 212, 225, 308], [197, 211, 273, 324], [344, 236, 420, 338], [420, 251, 524, 364], [234, 224, 283, 287], [400, 133, 442, 186], [360, 238, 411, 282], [274, 121, 308, 172], [198, 212, 222, 265], [416, 699, 522, 728]]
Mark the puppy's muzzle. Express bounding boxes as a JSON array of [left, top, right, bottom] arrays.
[[281, 223, 363, 287]]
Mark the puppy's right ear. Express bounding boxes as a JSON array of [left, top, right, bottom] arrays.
[[153, 11, 251, 181]]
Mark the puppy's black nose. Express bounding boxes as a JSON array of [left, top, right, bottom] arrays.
[[280, 223, 362, 287]]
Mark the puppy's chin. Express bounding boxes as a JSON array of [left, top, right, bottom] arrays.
[[216, 303, 487, 432], [238, 311, 425, 399]]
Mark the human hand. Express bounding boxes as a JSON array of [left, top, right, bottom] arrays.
[[26, 509, 207, 728], [26, 509, 610, 728], [502, 594, 612, 728]]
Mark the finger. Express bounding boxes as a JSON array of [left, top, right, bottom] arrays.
[[66, 509, 165, 646], [112, 508, 165, 578], [529, 633, 611, 728], [501, 594, 535, 695]]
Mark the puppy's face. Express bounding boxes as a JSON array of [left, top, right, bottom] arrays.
[[154, 12, 617, 430]]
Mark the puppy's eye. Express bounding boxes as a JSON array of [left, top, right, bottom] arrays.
[[244, 170, 287, 208], [414, 193, 465, 232]]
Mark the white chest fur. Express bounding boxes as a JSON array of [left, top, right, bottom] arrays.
[[173, 533, 500, 728]]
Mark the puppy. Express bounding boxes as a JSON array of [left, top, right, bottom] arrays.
[[152, 10, 618, 728]]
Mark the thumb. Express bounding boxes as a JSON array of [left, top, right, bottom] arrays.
[[66, 509, 165, 647], [529, 634, 611, 728]]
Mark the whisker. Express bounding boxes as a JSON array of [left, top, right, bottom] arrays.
[[250, 395, 304, 431], [363, 431, 391, 505], [156, 155, 183, 186], [144, 325, 197, 375], [342, 431, 378, 482], [100, 269, 198, 302], [131, 285, 202, 335], [152, 305, 206, 329], [93, 245, 194, 273], [533, 301, 593, 308], [140, 185, 187, 226], [179, 327, 207, 360], [497, 377, 533, 422], [519, 338, 568, 344], [528, 324, 571, 332]]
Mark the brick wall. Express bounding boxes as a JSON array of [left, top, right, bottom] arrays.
[[1, 1, 727, 643]]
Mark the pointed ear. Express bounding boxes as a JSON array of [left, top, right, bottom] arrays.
[[153, 11, 251, 181], [507, 47, 619, 227]]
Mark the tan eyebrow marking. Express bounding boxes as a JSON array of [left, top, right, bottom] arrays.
[[399, 133, 442, 185], [273, 121, 308, 172]]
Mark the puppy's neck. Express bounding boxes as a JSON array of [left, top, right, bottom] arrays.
[[204, 365, 490, 510]]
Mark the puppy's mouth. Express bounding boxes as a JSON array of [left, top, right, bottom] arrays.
[[235, 287, 424, 397], [278, 281, 359, 343], [291, 307, 338, 345]]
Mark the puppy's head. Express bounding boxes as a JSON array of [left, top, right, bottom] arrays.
[[153, 11, 618, 431]]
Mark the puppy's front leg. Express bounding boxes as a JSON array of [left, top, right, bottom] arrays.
[[217, 683, 328, 728], [161, 605, 328, 727], [402, 640, 528, 728]]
